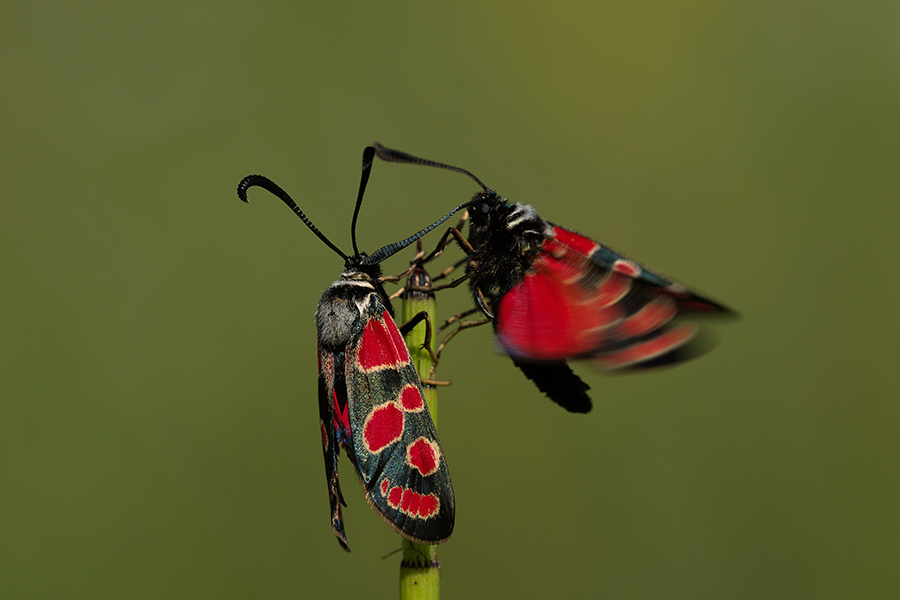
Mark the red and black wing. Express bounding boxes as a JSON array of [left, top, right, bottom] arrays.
[[343, 295, 455, 546], [317, 342, 352, 550], [494, 224, 732, 406]]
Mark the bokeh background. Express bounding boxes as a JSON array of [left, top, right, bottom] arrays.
[[3, 2, 898, 598]]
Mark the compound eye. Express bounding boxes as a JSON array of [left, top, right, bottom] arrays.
[[477, 202, 491, 214]]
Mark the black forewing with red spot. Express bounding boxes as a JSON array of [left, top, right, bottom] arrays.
[[495, 223, 733, 375], [336, 293, 455, 546]]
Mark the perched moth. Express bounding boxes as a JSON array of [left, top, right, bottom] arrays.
[[238, 147, 472, 549]]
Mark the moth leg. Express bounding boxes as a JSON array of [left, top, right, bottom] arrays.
[[388, 226, 475, 298], [426, 268, 471, 292], [437, 307, 481, 334], [400, 310, 452, 386], [420, 378, 452, 387], [473, 286, 494, 319], [388, 233, 473, 298], [398, 265, 470, 298], [430, 256, 469, 284], [430, 317, 491, 378], [415, 230, 476, 293], [414, 210, 468, 264], [415, 227, 489, 320], [399, 311, 440, 366], [387, 287, 406, 301], [380, 248, 427, 287], [419, 225, 476, 287], [429, 220, 475, 289], [422, 218, 471, 259]]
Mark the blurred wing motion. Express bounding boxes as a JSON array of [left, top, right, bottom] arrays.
[[370, 142, 736, 414], [493, 223, 734, 412]]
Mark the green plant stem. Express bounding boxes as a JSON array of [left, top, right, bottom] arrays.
[[399, 262, 441, 600]]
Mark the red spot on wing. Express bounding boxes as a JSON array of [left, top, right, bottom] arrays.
[[406, 437, 440, 476], [416, 494, 440, 518], [385, 311, 409, 353], [612, 259, 640, 277], [332, 386, 350, 434], [357, 313, 412, 371], [401, 489, 418, 514], [598, 323, 698, 369], [399, 385, 425, 412], [320, 421, 328, 450], [362, 402, 404, 453], [380, 478, 390, 496], [551, 226, 599, 256], [386, 485, 440, 519], [388, 485, 403, 507], [617, 297, 677, 338]]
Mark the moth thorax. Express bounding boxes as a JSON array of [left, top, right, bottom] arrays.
[[316, 280, 374, 348]]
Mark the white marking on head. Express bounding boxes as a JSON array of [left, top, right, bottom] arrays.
[[336, 275, 376, 289], [506, 203, 537, 229]]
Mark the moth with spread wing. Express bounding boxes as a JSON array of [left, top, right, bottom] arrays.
[[238, 147, 472, 550], [373, 143, 737, 414]]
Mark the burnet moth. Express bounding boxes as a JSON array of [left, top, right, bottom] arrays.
[[372, 142, 736, 414], [237, 147, 472, 551]]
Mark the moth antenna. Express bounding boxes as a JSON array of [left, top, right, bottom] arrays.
[[371, 142, 492, 193], [349, 146, 376, 259], [238, 174, 349, 262], [362, 199, 476, 266]]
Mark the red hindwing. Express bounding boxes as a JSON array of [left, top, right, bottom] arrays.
[[495, 224, 730, 369]]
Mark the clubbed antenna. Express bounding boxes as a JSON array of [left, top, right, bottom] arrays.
[[350, 146, 376, 258], [237, 174, 349, 262], [238, 145, 474, 268], [372, 142, 492, 193]]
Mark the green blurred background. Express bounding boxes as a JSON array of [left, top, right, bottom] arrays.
[[3, 1, 898, 598]]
